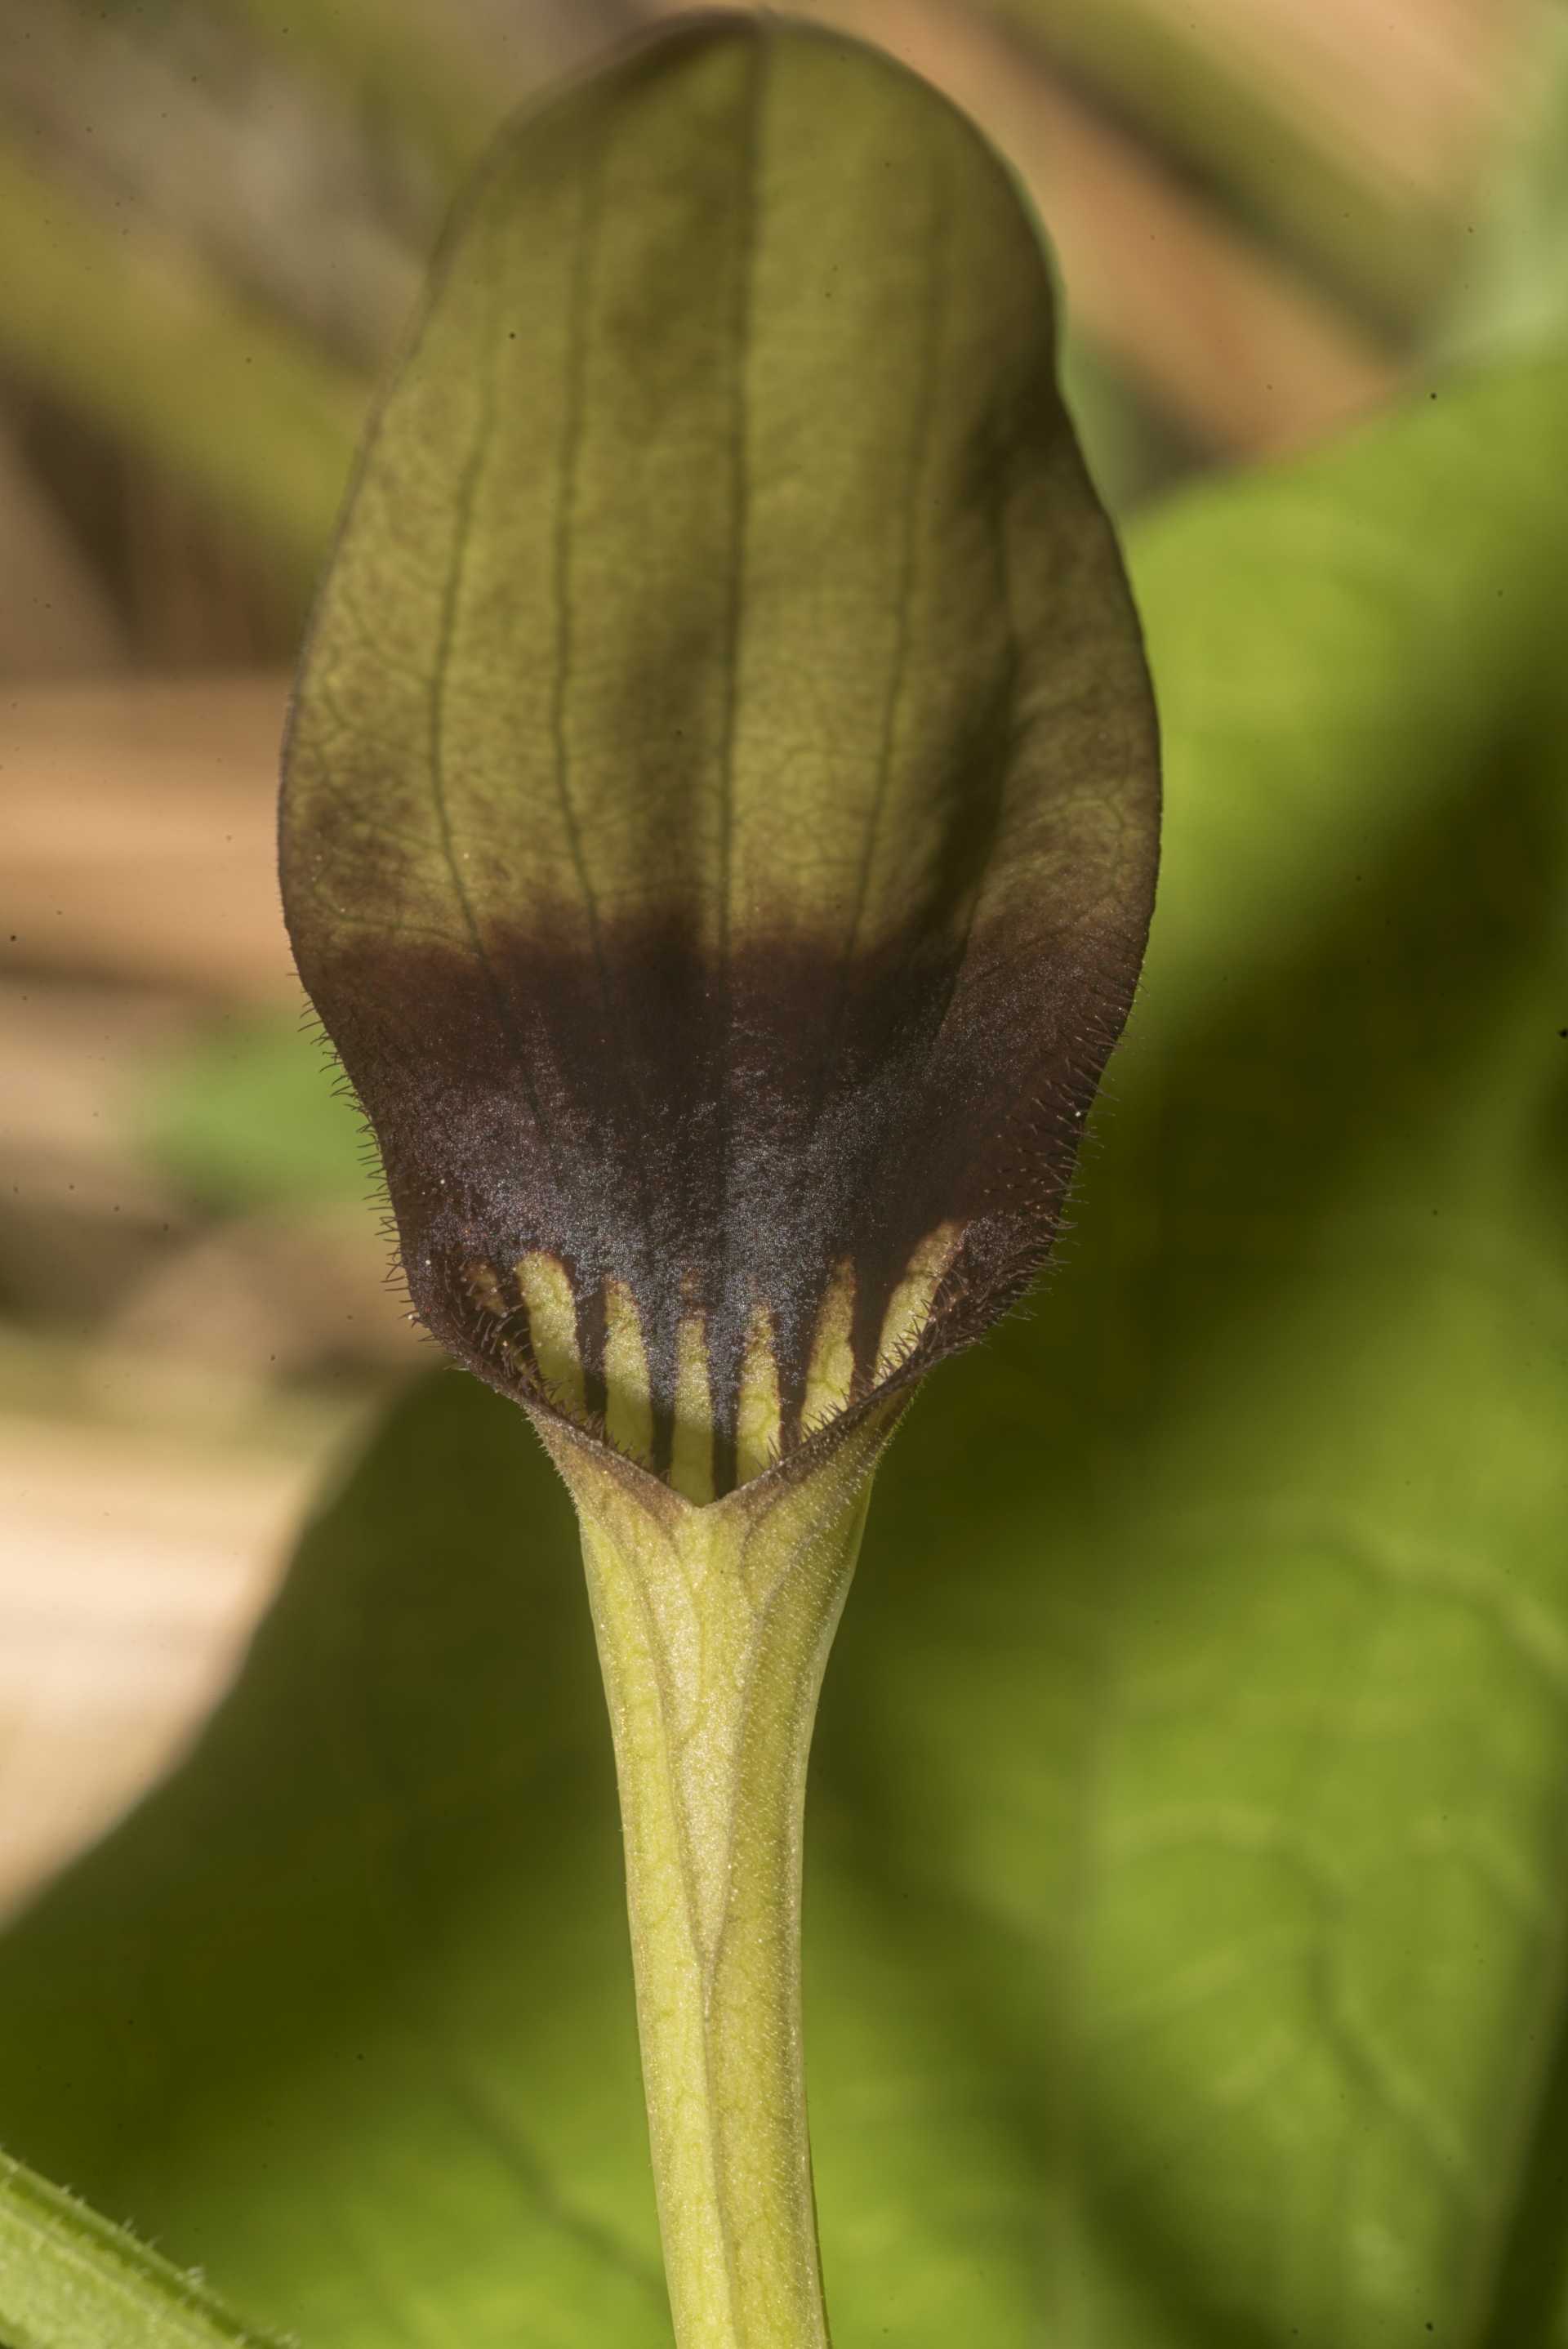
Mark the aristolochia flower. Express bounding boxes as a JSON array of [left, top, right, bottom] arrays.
[[281, 17, 1158, 2348]]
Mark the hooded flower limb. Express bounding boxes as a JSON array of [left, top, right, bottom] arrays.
[[281, 14, 1158, 2345]]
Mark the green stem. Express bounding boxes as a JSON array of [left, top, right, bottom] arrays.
[[538, 1408, 898, 2349]]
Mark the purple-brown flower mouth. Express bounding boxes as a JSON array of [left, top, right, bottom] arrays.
[[281, 15, 1160, 1500]]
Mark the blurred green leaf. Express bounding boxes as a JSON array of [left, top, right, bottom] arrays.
[[0, 2151, 282, 2347], [224, 0, 499, 186], [140, 1021, 374, 1215], [1435, 7, 1568, 367], [1058, 336, 1205, 514], [0, 351, 1562, 2347], [974, 0, 1447, 332], [0, 134, 363, 599]]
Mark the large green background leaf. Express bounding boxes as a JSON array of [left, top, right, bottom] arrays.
[[0, 354, 1563, 2347]]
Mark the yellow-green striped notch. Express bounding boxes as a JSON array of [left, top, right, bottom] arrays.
[[463, 1225, 960, 1503]]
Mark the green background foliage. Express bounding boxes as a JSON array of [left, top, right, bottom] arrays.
[[1, 346, 1564, 2345], [139, 1020, 371, 1215]]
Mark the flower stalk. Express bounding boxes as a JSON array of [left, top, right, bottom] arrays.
[[541, 1406, 897, 2347]]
